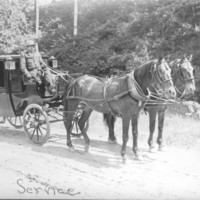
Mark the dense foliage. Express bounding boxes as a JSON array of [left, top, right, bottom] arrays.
[[0, 0, 34, 53], [1, 0, 200, 76]]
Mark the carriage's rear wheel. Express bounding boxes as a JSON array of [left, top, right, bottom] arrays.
[[7, 116, 23, 129], [23, 104, 50, 145], [70, 105, 89, 137]]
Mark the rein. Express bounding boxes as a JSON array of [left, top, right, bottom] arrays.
[[66, 64, 179, 116], [46, 65, 71, 83]]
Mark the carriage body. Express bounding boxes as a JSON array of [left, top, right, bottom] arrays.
[[0, 54, 86, 145], [0, 54, 63, 117]]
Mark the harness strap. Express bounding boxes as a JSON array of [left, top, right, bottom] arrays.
[[66, 72, 149, 118], [103, 78, 121, 117], [127, 71, 148, 102]]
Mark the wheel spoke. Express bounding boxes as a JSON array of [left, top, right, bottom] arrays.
[[19, 117, 22, 124], [36, 112, 41, 120], [38, 127, 44, 137], [27, 111, 33, 118], [30, 128, 36, 140], [70, 121, 75, 131], [40, 126, 47, 131], [36, 128, 39, 142], [27, 126, 34, 131], [75, 123, 79, 133]]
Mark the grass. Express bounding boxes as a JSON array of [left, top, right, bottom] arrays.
[[88, 107, 200, 152], [162, 113, 200, 150]]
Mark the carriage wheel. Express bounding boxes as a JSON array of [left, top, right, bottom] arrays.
[[7, 116, 23, 129], [70, 106, 89, 137], [23, 104, 50, 145]]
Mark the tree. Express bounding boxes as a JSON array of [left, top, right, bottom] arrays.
[[0, 0, 34, 54]]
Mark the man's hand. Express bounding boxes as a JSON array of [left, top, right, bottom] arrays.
[[37, 69, 44, 77], [27, 74, 32, 79]]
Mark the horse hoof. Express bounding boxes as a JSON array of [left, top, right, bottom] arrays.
[[108, 138, 117, 144], [149, 146, 156, 153], [85, 145, 90, 152], [122, 155, 127, 164], [158, 146, 163, 151], [69, 146, 75, 152], [135, 154, 143, 161]]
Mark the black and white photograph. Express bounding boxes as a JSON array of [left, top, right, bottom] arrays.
[[0, 0, 200, 199]]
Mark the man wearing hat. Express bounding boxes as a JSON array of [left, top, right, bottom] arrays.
[[20, 40, 56, 94]]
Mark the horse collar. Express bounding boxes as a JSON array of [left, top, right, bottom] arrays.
[[127, 71, 149, 102]]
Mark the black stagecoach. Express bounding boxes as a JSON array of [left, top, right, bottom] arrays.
[[0, 54, 88, 145]]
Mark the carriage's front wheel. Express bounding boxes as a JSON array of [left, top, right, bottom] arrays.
[[70, 105, 89, 137], [23, 104, 50, 145], [7, 116, 23, 129]]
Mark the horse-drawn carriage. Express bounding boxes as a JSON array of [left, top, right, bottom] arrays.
[[0, 54, 88, 145], [0, 54, 195, 158]]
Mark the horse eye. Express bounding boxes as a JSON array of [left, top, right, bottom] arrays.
[[181, 68, 186, 71]]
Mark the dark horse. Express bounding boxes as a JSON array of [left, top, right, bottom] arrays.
[[63, 58, 176, 158], [104, 55, 196, 151]]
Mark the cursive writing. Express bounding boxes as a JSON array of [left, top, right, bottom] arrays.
[[17, 179, 80, 196]]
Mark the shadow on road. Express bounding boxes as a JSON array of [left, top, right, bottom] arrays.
[[0, 126, 156, 168]]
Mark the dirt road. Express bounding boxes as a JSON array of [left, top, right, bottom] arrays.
[[0, 112, 200, 199]]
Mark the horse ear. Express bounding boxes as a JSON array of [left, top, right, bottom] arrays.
[[180, 55, 186, 63], [158, 55, 163, 63], [165, 55, 170, 62], [187, 54, 193, 61], [151, 61, 157, 71]]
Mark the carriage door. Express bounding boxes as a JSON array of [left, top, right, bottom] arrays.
[[0, 58, 15, 117], [0, 60, 5, 92]]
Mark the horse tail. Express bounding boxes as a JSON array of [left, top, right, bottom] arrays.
[[63, 90, 69, 120], [103, 113, 108, 127], [103, 113, 116, 128], [62, 80, 74, 118]]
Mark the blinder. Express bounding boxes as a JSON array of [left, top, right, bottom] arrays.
[[176, 60, 195, 83], [150, 61, 172, 90]]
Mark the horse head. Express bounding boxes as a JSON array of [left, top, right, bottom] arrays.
[[172, 55, 195, 99], [150, 57, 176, 99]]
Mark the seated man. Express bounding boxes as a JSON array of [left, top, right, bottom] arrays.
[[20, 40, 56, 94]]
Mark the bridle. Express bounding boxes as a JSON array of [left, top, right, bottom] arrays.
[[175, 60, 195, 83], [150, 61, 173, 90]]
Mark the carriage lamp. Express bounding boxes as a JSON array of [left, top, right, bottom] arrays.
[[49, 56, 58, 68], [42, 53, 49, 65], [5, 56, 16, 70]]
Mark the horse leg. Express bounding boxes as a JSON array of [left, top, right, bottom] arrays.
[[121, 116, 130, 158], [132, 114, 139, 157], [78, 108, 92, 152], [63, 99, 80, 151], [148, 109, 157, 151], [103, 113, 117, 144], [157, 110, 165, 151]]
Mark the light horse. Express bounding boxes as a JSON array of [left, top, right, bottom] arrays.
[[104, 55, 195, 152], [63, 58, 176, 158], [146, 55, 195, 151]]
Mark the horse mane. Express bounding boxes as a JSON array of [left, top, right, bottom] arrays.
[[170, 59, 180, 67], [133, 60, 156, 92]]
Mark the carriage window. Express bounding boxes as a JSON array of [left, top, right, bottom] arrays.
[[10, 59, 23, 93], [0, 61, 4, 87]]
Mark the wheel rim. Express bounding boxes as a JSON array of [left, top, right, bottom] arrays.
[[23, 105, 50, 145], [7, 116, 23, 128], [70, 107, 89, 137]]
